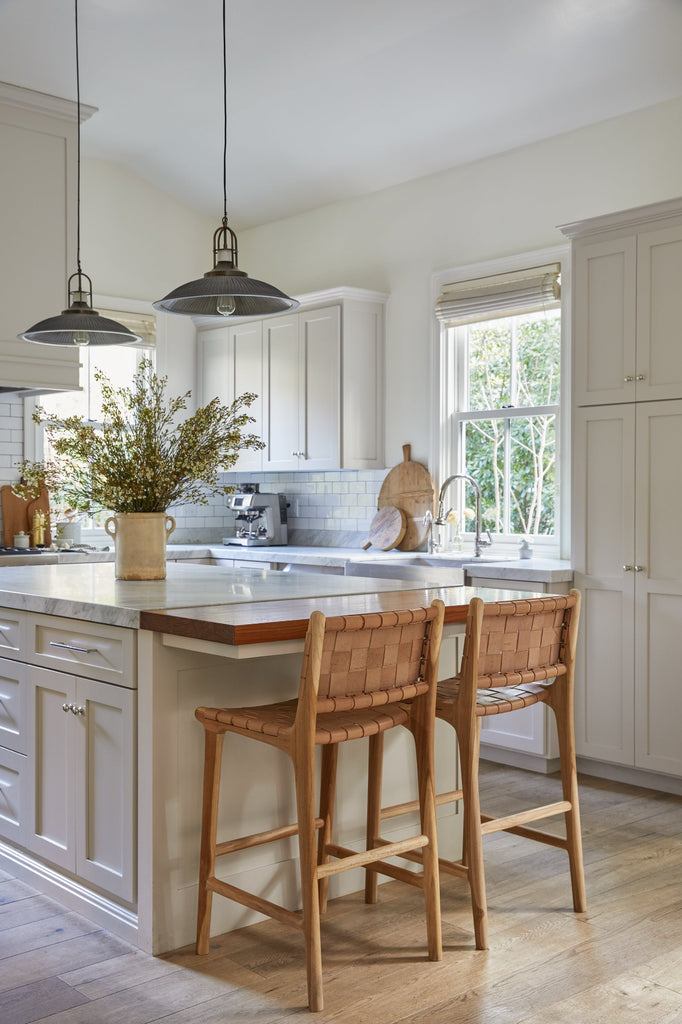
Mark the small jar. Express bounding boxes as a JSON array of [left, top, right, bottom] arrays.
[[519, 539, 533, 560], [13, 532, 30, 548]]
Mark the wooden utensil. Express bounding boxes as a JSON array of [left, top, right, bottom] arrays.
[[378, 444, 435, 552], [1, 484, 52, 546], [361, 505, 407, 551]]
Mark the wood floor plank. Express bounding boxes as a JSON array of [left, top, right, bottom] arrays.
[[0, 911, 100, 959], [0, 977, 89, 1024], [0, 931, 136, 995]]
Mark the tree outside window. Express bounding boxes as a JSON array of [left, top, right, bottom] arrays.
[[455, 309, 560, 539]]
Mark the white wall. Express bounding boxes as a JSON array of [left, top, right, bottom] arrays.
[[82, 158, 216, 413], [79, 98, 682, 468], [237, 96, 682, 468]]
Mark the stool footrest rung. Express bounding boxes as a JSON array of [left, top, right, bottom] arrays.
[[215, 818, 324, 857], [320, 836, 429, 879], [479, 801, 572, 836], [207, 876, 303, 931], [379, 789, 463, 821]]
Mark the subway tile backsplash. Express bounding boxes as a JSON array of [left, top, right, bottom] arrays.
[[0, 401, 385, 548], [170, 470, 387, 546]]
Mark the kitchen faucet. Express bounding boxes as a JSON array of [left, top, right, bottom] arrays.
[[430, 473, 492, 557]]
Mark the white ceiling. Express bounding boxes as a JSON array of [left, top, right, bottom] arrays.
[[1, 0, 682, 229]]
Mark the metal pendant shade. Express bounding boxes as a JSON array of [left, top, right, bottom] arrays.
[[19, 1, 140, 348], [154, 2, 297, 320]]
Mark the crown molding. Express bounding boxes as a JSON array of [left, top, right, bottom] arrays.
[[559, 196, 682, 239], [0, 80, 96, 123]]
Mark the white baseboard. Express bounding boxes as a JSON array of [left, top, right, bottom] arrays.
[[0, 839, 139, 946]]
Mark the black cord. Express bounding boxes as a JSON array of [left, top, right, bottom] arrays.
[[222, 0, 228, 224], [74, 0, 82, 278]]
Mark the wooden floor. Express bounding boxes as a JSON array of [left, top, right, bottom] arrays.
[[1, 763, 681, 1023]]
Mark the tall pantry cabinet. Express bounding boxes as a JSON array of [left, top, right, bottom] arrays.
[[562, 198, 682, 781]]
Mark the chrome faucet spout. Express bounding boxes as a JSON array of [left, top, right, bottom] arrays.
[[435, 473, 492, 557]]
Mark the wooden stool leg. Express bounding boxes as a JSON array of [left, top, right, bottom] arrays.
[[552, 701, 587, 913], [365, 732, 384, 905], [455, 717, 488, 950], [411, 715, 442, 961], [196, 726, 225, 955], [294, 746, 324, 1012], [317, 743, 338, 913]]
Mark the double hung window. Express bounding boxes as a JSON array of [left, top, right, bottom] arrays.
[[437, 263, 562, 546]]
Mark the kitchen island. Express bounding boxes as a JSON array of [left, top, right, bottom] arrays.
[[0, 562, 532, 954]]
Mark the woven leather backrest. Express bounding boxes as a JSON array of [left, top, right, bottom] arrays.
[[474, 595, 577, 688], [306, 606, 440, 714]]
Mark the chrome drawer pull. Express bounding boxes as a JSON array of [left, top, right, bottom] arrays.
[[50, 641, 98, 655]]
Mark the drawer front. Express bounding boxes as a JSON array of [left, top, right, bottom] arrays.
[[0, 657, 27, 753], [28, 615, 137, 688], [0, 745, 27, 844], [0, 608, 26, 657]]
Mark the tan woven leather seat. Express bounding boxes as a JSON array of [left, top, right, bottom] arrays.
[[368, 590, 585, 951], [195, 600, 445, 1013]]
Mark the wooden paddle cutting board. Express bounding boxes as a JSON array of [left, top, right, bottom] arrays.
[[361, 505, 407, 550], [1, 484, 52, 546], [378, 444, 435, 552]]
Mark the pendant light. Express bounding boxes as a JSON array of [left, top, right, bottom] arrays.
[[19, 0, 140, 347], [153, 0, 298, 319]]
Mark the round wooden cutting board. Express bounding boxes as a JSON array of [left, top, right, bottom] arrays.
[[378, 444, 435, 551], [361, 505, 407, 551]]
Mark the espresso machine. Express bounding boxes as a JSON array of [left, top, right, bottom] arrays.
[[224, 486, 288, 546]]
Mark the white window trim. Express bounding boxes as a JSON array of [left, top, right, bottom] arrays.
[[24, 294, 158, 543], [430, 244, 571, 559]]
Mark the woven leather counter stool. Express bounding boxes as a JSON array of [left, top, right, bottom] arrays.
[[369, 589, 585, 951], [195, 599, 445, 1013]]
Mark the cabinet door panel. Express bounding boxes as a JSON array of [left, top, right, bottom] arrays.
[[573, 577, 635, 763], [197, 326, 231, 406], [75, 678, 136, 902], [572, 406, 636, 764], [573, 237, 637, 405], [26, 666, 75, 870], [634, 401, 682, 775], [0, 747, 26, 844], [232, 321, 264, 472], [0, 657, 27, 753], [263, 315, 300, 471], [637, 226, 682, 401], [300, 305, 340, 470]]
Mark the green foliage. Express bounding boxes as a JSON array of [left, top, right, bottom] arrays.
[[13, 359, 264, 514], [463, 312, 560, 536]]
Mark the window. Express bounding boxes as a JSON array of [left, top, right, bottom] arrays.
[[35, 306, 155, 532], [437, 260, 563, 550]]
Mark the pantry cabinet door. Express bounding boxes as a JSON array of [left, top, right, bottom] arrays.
[[74, 677, 136, 902], [572, 405, 636, 765], [573, 236, 637, 406], [25, 666, 76, 871], [635, 225, 682, 402], [633, 401, 682, 776]]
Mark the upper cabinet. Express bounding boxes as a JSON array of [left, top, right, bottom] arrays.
[[197, 287, 386, 472], [0, 83, 80, 390], [562, 198, 682, 406]]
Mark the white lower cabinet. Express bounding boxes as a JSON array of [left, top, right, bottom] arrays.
[[573, 400, 682, 778], [0, 609, 137, 905], [26, 666, 136, 902]]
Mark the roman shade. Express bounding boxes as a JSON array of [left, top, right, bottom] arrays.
[[99, 309, 156, 348], [435, 263, 561, 326]]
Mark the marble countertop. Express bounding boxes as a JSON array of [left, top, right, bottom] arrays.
[[0, 561, 462, 628], [0, 542, 573, 584]]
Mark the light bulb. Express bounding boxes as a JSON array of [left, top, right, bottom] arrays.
[[73, 331, 90, 347], [216, 295, 236, 316]]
